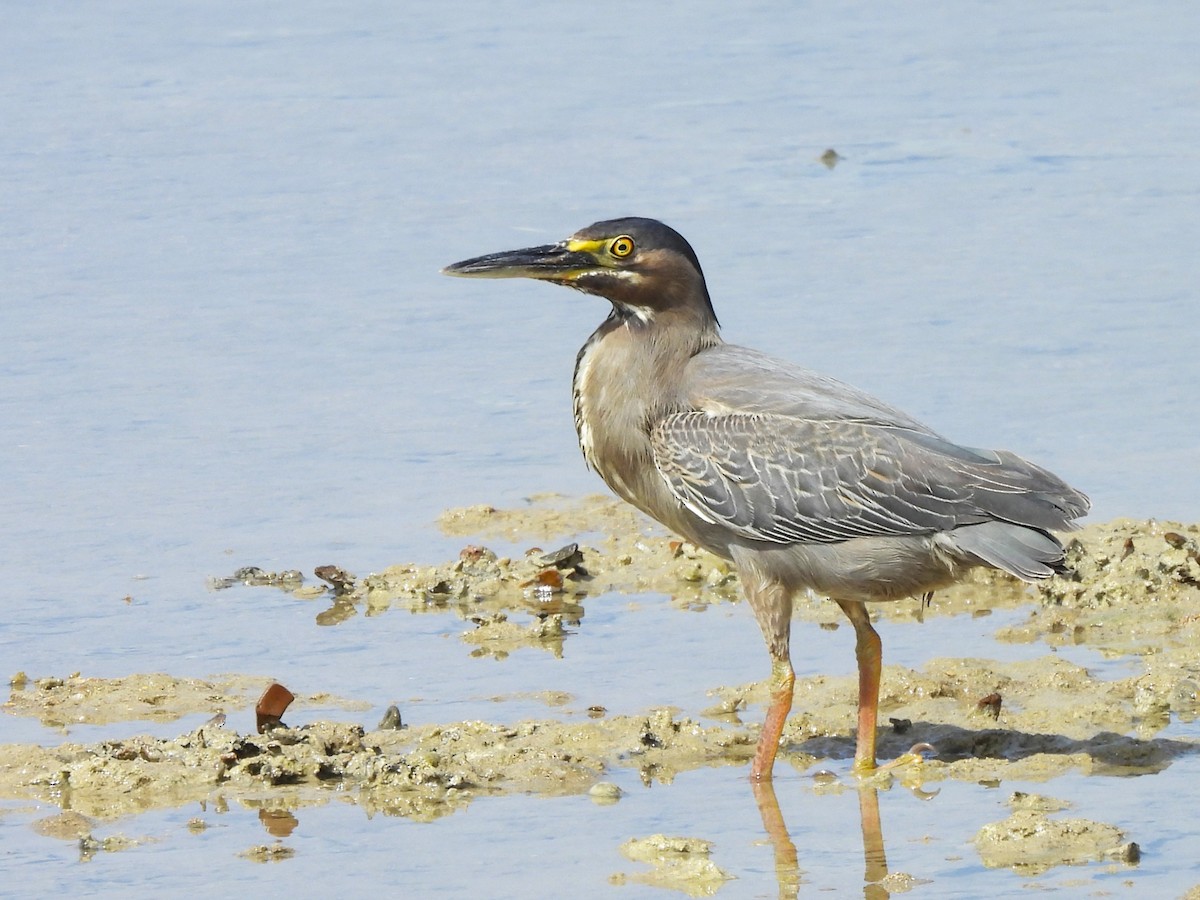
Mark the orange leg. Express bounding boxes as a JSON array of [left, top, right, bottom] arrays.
[[751, 658, 795, 781], [835, 599, 882, 772], [738, 570, 795, 782]]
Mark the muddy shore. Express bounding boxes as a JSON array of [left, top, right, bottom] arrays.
[[4, 496, 1198, 881]]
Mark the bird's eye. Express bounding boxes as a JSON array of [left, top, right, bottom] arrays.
[[609, 236, 635, 258]]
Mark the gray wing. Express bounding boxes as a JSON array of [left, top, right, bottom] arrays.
[[652, 346, 1089, 546], [678, 345, 936, 430]]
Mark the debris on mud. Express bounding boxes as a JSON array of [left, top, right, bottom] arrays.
[[208, 567, 304, 592], [255, 683, 296, 733], [220, 496, 744, 644], [0, 707, 751, 823]]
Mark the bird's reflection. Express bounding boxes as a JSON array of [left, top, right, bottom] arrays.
[[752, 776, 919, 900], [751, 778, 802, 898], [858, 785, 890, 900]]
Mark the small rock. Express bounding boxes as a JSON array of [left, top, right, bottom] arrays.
[[588, 782, 623, 803], [537, 543, 584, 570], [314, 565, 356, 594], [378, 705, 404, 731], [819, 148, 844, 168]]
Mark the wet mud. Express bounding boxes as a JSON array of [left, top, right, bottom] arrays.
[[4, 497, 1198, 887]]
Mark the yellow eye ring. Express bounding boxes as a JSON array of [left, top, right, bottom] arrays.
[[609, 235, 635, 258]]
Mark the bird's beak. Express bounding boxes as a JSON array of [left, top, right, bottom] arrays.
[[441, 242, 597, 283]]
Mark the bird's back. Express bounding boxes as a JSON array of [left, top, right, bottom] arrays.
[[681, 345, 936, 430]]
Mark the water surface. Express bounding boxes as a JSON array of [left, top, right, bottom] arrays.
[[2, 2, 1199, 896]]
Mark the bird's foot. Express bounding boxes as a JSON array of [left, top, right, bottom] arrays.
[[851, 742, 937, 779], [880, 741, 937, 770]]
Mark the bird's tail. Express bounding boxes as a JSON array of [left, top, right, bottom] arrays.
[[945, 521, 1069, 582]]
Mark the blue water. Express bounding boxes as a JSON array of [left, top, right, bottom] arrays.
[[2, 2, 1198, 896]]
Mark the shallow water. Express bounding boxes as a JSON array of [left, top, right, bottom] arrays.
[[3, 1, 1200, 896]]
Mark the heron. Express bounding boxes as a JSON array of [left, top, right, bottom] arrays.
[[443, 217, 1088, 781]]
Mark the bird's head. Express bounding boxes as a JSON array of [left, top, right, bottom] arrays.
[[443, 217, 717, 326]]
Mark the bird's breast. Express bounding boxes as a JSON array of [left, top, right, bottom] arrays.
[[569, 315, 735, 553], [573, 329, 649, 484], [571, 322, 680, 514]]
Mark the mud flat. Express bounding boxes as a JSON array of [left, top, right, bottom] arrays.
[[4, 497, 1197, 883]]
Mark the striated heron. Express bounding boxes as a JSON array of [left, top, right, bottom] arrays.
[[443, 217, 1088, 781]]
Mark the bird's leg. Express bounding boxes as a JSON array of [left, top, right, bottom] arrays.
[[752, 656, 796, 782], [834, 598, 882, 773], [743, 576, 794, 781]]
